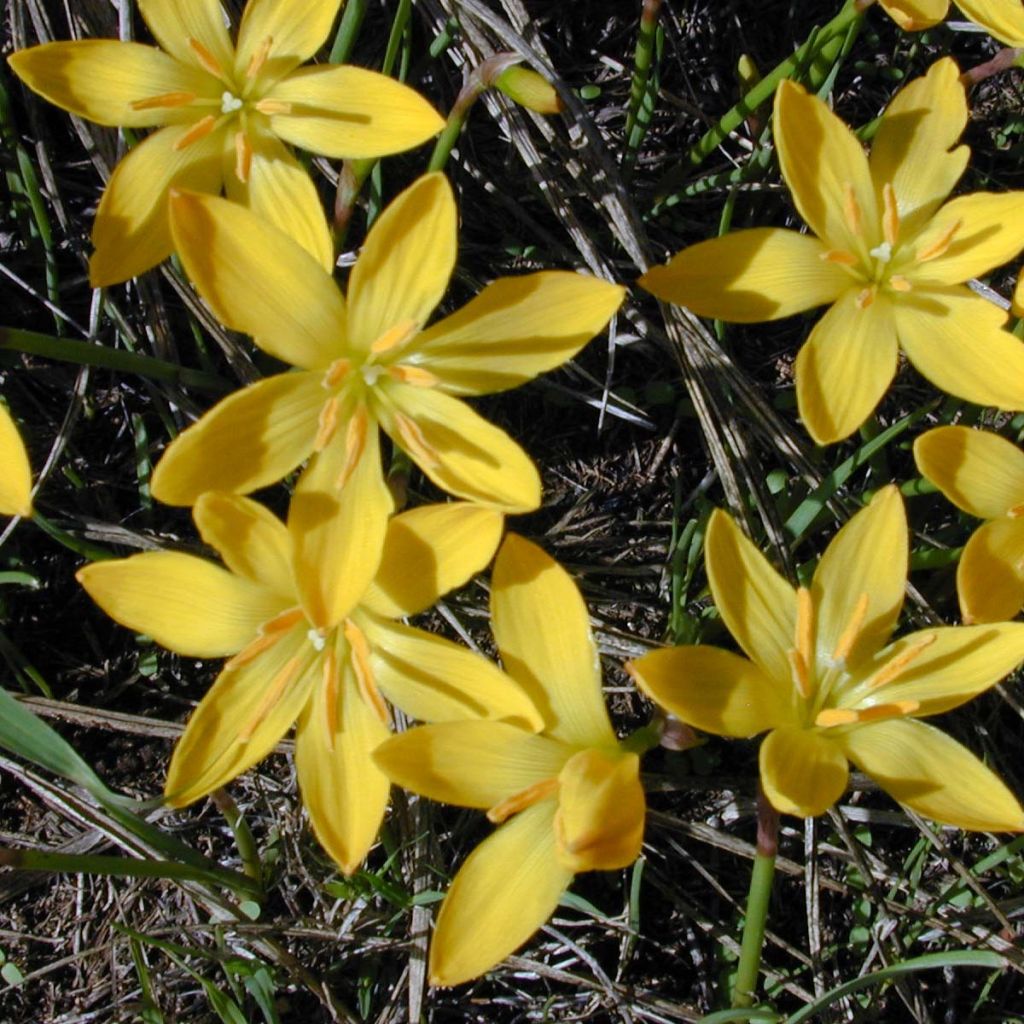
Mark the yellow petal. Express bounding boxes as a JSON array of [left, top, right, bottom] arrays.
[[795, 288, 899, 445], [373, 721, 571, 809], [958, 519, 1024, 624], [235, 0, 343, 82], [491, 534, 616, 748], [704, 509, 797, 686], [1015, 269, 1024, 318], [554, 748, 644, 872], [362, 503, 503, 619], [193, 492, 295, 599], [375, 384, 541, 511], [774, 79, 877, 253], [869, 58, 967, 235], [839, 718, 1024, 831], [759, 726, 849, 818], [288, 423, 392, 629], [953, 1, 1024, 44], [428, 802, 572, 987], [412, 271, 625, 394], [89, 122, 224, 286], [170, 190, 345, 368], [294, 648, 391, 874], [894, 288, 1024, 411], [7, 41, 216, 128], [359, 615, 542, 728], [638, 228, 849, 322], [812, 486, 906, 670], [877, 0, 949, 30], [165, 623, 318, 805], [346, 173, 455, 351], [76, 551, 288, 657], [267, 65, 445, 160], [151, 371, 324, 505], [0, 403, 32, 517], [137, 0, 235, 77]]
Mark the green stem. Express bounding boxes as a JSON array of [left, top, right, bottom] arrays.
[[622, 717, 666, 755], [329, 0, 368, 64], [211, 788, 263, 887], [623, 0, 663, 173]]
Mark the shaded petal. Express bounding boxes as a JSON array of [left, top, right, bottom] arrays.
[[627, 645, 793, 737], [8, 41, 216, 128], [760, 727, 849, 818], [412, 271, 625, 394], [958, 519, 1024, 624], [89, 123, 223, 286], [840, 718, 1024, 831], [638, 229, 849, 322], [775, 80, 877, 253], [795, 288, 899, 445], [953, 1, 1024, 45], [372, 721, 571, 809], [193, 492, 295, 599], [915, 425, 1024, 519], [894, 288, 1024, 411], [429, 802, 571, 987], [268, 66, 444, 160], [362, 503, 503, 618], [704, 509, 797, 686], [76, 552, 287, 658], [346, 173, 455, 352], [0, 404, 32, 518], [359, 615, 542, 729], [170, 190, 344, 368], [236, 0, 343, 82], [137, 0, 235, 76], [164, 624, 318, 805], [491, 534, 616, 749], [878, 0, 949, 30], [870, 57, 967, 234], [812, 486, 907, 670], [150, 372, 323, 505]]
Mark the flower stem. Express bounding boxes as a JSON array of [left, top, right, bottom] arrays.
[[732, 787, 779, 1009], [961, 47, 1024, 88]]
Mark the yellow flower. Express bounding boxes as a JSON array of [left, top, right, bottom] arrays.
[[374, 535, 645, 986], [8, 0, 444, 285], [0, 402, 32, 518], [627, 486, 1024, 829], [640, 59, 1024, 444], [955, 1, 1024, 45], [915, 425, 1024, 624], [151, 172, 625, 629], [878, 0, 948, 31], [76, 495, 540, 873]]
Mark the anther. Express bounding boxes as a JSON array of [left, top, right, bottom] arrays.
[[386, 364, 439, 388], [246, 35, 273, 79], [916, 219, 961, 263], [865, 634, 936, 691], [815, 699, 920, 729], [882, 182, 900, 248], [238, 653, 304, 742], [254, 98, 292, 116], [344, 620, 388, 724], [887, 275, 912, 292], [820, 249, 858, 266], [322, 358, 351, 390], [370, 319, 419, 356], [855, 286, 876, 310], [188, 37, 225, 79], [130, 91, 197, 111], [842, 182, 862, 236], [225, 607, 305, 670], [1007, 503, 1024, 519], [314, 396, 341, 453], [832, 592, 870, 663], [321, 645, 339, 749], [173, 114, 218, 151], [487, 778, 560, 824], [795, 587, 814, 670], [336, 407, 368, 490], [234, 131, 252, 183], [393, 412, 439, 468], [787, 649, 812, 700]]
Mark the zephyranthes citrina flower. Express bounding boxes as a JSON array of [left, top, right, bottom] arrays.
[[0, 402, 32, 518], [8, 0, 444, 285], [915, 425, 1024, 624], [77, 495, 540, 873], [954, 1, 1024, 45], [640, 59, 1024, 444], [627, 486, 1024, 829], [151, 172, 625, 629], [374, 534, 645, 986], [877, 0, 948, 30]]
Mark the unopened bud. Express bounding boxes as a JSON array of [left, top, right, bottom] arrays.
[[494, 65, 563, 114]]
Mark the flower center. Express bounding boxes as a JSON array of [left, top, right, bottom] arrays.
[[220, 90, 244, 114]]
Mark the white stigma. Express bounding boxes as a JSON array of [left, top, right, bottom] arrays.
[[869, 241, 893, 263], [307, 628, 326, 651], [221, 91, 244, 114], [361, 364, 383, 386]]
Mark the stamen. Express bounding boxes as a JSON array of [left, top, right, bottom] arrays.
[[795, 586, 814, 672], [225, 607, 305, 670], [855, 286, 876, 310], [787, 649, 813, 700], [1007, 503, 1024, 519], [882, 182, 900, 248], [887, 275, 912, 292], [173, 114, 218, 151], [820, 249, 858, 266], [337, 406, 368, 489], [815, 699, 920, 729], [188, 36, 225, 79], [832, 592, 870, 663], [916, 218, 961, 263], [254, 98, 292, 116], [842, 182, 862, 237], [246, 35, 273, 79], [344, 620, 388, 724], [234, 131, 253, 183], [864, 634, 936, 691], [322, 358, 351, 390], [130, 91, 197, 111], [238, 654, 303, 742], [220, 91, 243, 115], [392, 412, 439, 469], [370, 319, 419, 356], [386, 364, 440, 388], [314, 395, 342, 452], [321, 645, 339, 750], [486, 778, 560, 824]]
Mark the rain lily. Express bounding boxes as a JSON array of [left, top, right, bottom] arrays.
[[77, 495, 540, 873], [639, 59, 1024, 444], [0, 403, 32, 517], [954, 1, 1024, 45], [151, 173, 625, 629], [915, 425, 1024, 624], [627, 486, 1024, 829], [8, 0, 444, 284], [877, 0, 948, 31], [374, 534, 645, 986]]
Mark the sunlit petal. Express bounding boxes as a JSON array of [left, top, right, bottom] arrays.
[[137, 0, 235, 75], [235, 0, 343, 82], [877, 0, 949, 31], [759, 726, 849, 818], [954, 0, 1024, 45], [0, 404, 32, 518], [958, 519, 1024, 624]]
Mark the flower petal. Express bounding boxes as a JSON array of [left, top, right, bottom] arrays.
[[361, 503, 503, 619], [839, 718, 1024, 831], [877, 0, 949, 31], [490, 534, 615, 749], [958, 519, 1024, 624], [429, 802, 572, 987], [638, 229, 849, 322], [759, 726, 849, 818], [346, 173, 455, 352], [235, 0, 343, 81], [953, 1, 1024, 45], [704, 509, 797, 686], [412, 271, 625, 394], [627, 645, 792, 736], [894, 288, 1024, 411], [76, 551, 287, 658], [89, 123, 223, 286], [170, 190, 345, 369], [267, 66, 444, 160], [795, 288, 899, 445], [150, 372, 323, 505], [0, 404, 32, 518], [137, 0, 235, 76]]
